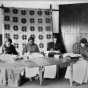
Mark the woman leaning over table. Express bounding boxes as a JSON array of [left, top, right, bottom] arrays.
[[65, 38, 88, 85]]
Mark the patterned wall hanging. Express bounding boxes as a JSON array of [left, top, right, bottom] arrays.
[[3, 7, 53, 53]]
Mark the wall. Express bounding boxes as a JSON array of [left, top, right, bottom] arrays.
[[0, 3, 2, 46], [59, 3, 88, 53], [0, 0, 87, 34], [0, 0, 60, 47], [0, 0, 62, 35], [0, 0, 88, 50]]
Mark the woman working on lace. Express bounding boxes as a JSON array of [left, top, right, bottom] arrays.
[[65, 38, 88, 85]]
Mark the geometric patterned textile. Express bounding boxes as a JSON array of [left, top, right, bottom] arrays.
[[3, 7, 53, 53]]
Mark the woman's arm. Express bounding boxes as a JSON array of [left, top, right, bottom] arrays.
[[22, 44, 27, 55], [80, 47, 88, 61], [2, 45, 6, 54], [36, 44, 40, 52], [0, 45, 4, 54], [47, 42, 52, 51], [13, 45, 18, 55]]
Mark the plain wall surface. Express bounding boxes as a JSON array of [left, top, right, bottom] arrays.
[[60, 3, 88, 52]]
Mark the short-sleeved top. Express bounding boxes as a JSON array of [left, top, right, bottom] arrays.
[[2, 44, 18, 55], [22, 43, 39, 54]]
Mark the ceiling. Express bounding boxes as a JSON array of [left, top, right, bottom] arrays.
[[0, 0, 88, 5], [0, 0, 87, 1]]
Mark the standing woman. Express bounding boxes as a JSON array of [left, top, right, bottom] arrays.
[[65, 38, 88, 85], [47, 35, 62, 52]]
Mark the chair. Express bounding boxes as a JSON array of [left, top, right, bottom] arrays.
[[60, 43, 80, 68], [73, 43, 80, 54]]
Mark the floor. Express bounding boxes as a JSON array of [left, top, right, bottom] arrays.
[[0, 67, 88, 88]]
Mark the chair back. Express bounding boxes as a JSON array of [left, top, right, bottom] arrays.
[[73, 43, 80, 54]]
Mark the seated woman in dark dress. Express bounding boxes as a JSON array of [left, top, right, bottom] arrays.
[[44, 36, 62, 79], [0, 38, 20, 86], [47, 35, 62, 53], [2, 38, 18, 55]]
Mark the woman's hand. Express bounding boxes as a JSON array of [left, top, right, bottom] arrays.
[[3, 51, 7, 54], [50, 48, 54, 51], [58, 50, 61, 53], [25, 51, 31, 55]]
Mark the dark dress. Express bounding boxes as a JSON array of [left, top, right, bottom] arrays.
[[47, 42, 62, 51], [1, 45, 19, 86], [47, 42, 62, 78], [2, 44, 18, 55]]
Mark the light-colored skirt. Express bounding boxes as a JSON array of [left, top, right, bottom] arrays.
[[25, 67, 39, 78], [65, 58, 88, 84], [44, 65, 56, 78]]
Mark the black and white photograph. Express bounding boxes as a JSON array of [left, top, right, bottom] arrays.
[[0, 0, 88, 88]]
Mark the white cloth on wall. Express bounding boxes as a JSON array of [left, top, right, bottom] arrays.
[[44, 65, 56, 78], [25, 67, 39, 78], [65, 58, 88, 84]]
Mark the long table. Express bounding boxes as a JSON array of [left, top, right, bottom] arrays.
[[0, 55, 79, 86]]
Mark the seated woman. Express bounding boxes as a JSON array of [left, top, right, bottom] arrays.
[[44, 36, 62, 79], [47, 36, 62, 52], [65, 38, 88, 85], [0, 38, 19, 85], [22, 37, 39, 81], [2, 38, 18, 55]]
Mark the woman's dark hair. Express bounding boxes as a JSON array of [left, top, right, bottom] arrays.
[[53, 35, 57, 39], [28, 37, 34, 42], [80, 38, 87, 44], [6, 38, 12, 43]]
